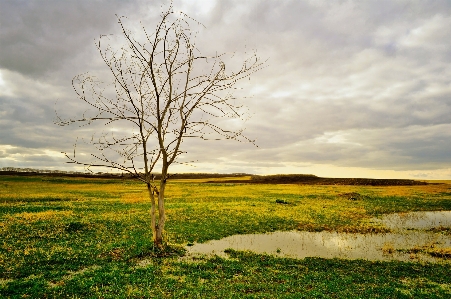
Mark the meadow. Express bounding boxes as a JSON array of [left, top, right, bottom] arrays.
[[1, 175, 451, 298]]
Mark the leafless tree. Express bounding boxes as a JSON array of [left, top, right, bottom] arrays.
[[56, 5, 264, 247]]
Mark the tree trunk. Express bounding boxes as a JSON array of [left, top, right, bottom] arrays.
[[147, 183, 158, 245], [156, 178, 166, 246]]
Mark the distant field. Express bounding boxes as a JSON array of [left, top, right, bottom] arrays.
[[422, 180, 451, 184], [1, 175, 451, 298]]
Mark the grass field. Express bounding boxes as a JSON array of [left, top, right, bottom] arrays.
[[1, 175, 451, 298]]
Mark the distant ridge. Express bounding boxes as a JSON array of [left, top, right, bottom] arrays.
[[0, 168, 427, 185], [0, 167, 251, 180], [208, 174, 428, 186]]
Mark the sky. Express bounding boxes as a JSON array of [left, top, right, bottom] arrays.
[[1, 0, 451, 179]]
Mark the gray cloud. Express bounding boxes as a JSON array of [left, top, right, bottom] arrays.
[[0, 0, 137, 77], [1, 0, 451, 178]]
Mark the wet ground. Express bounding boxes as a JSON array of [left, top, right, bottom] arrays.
[[186, 211, 451, 263]]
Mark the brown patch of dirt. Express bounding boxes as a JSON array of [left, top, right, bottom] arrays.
[[338, 192, 365, 200]]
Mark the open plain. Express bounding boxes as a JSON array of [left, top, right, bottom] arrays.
[[1, 174, 451, 298]]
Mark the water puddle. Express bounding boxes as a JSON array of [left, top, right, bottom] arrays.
[[186, 211, 451, 263], [370, 211, 451, 230]]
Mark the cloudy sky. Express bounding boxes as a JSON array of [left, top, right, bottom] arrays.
[[1, 0, 451, 179]]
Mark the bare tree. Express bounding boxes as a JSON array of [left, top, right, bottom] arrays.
[[56, 5, 264, 247]]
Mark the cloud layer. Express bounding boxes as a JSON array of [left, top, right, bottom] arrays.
[[1, 0, 451, 179]]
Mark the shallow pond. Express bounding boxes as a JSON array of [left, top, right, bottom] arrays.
[[370, 210, 451, 230], [186, 211, 451, 263]]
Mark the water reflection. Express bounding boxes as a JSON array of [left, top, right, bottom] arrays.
[[186, 211, 451, 263], [371, 211, 451, 230]]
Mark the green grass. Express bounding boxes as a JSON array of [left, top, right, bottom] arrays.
[[1, 175, 451, 298]]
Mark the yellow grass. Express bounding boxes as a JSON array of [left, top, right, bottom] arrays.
[[9, 210, 74, 223], [2, 175, 451, 239]]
